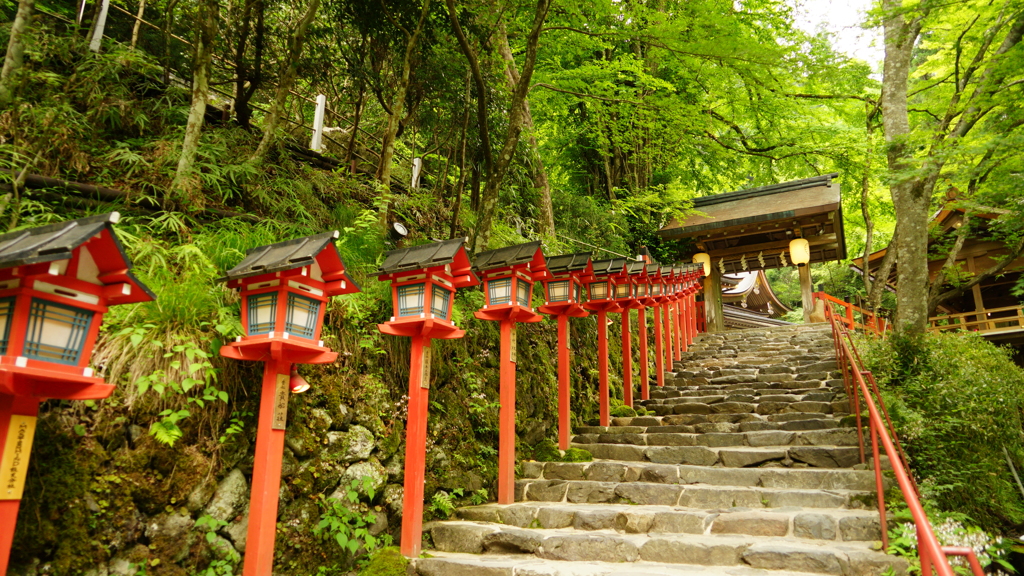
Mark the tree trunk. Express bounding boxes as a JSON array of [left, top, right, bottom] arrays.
[[450, 73, 471, 238], [162, 0, 180, 84], [169, 0, 218, 205], [375, 0, 432, 192], [495, 27, 555, 238], [881, 0, 927, 333], [234, 0, 265, 130], [130, 0, 146, 49], [0, 0, 35, 109], [472, 2, 551, 252], [250, 0, 320, 164]]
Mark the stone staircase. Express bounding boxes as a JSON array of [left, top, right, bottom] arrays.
[[412, 324, 905, 576]]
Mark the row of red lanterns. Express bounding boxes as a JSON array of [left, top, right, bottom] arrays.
[[0, 216, 706, 576]]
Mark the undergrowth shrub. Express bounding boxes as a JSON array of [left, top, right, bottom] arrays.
[[860, 331, 1024, 531]]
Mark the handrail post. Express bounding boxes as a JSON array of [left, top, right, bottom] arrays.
[[872, 424, 887, 550]]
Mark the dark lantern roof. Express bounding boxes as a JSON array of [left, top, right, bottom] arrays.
[[626, 261, 646, 274], [221, 231, 344, 282], [0, 212, 155, 301], [0, 212, 120, 268], [545, 252, 592, 275], [472, 240, 544, 272], [378, 237, 469, 275], [592, 258, 628, 277]]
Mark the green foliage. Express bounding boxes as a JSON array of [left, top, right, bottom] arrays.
[[533, 438, 562, 462], [314, 477, 390, 564], [885, 506, 1017, 576], [428, 489, 461, 520], [610, 405, 637, 418], [193, 515, 240, 576], [356, 547, 409, 576], [561, 448, 593, 463], [861, 331, 1024, 531]]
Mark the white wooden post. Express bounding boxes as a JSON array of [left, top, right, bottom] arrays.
[[89, 0, 110, 52], [310, 94, 326, 152], [411, 157, 423, 189]]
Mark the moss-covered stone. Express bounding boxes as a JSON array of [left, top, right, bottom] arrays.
[[562, 448, 593, 462], [610, 405, 637, 418], [533, 438, 561, 462]]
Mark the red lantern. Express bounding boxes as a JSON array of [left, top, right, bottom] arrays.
[[0, 213, 154, 575], [473, 241, 546, 504], [219, 231, 359, 576], [375, 237, 477, 557], [537, 252, 593, 450], [583, 259, 626, 426]]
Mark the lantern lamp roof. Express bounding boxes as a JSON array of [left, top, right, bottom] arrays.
[[545, 252, 592, 276], [378, 237, 477, 287], [592, 258, 628, 278], [0, 212, 155, 304], [472, 240, 546, 275], [220, 231, 359, 293], [625, 260, 646, 275]]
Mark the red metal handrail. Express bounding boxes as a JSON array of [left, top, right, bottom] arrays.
[[814, 291, 888, 335], [819, 299, 974, 576]]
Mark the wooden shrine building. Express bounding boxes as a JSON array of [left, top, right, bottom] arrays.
[[722, 271, 792, 329], [658, 174, 846, 331], [854, 207, 1024, 347]]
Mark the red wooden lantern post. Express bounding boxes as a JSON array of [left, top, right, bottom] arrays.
[[219, 232, 358, 576], [537, 253, 592, 450], [0, 213, 154, 576], [633, 262, 656, 400], [648, 265, 665, 388], [473, 242, 547, 504], [584, 260, 625, 426], [375, 238, 477, 557], [613, 261, 645, 408], [660, 267, 678, 373], [673, 267, 685, 357]]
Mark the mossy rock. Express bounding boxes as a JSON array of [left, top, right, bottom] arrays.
[[359, 546, 408, 576], [610, 405, 637, 418], [533, 438, 561, 462], [561, 448, 592, 462]]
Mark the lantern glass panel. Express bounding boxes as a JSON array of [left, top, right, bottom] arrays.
[[574, 282, 582, 303], [431, 284, 452, 319], [652, 283, 662, 296], [397, 283, 425, 316], [636, 284, 647, 297], [285, 293, 321, 338], [516, 278, 532, 307], [546, 280, 570, 303], [589, 281, 608, 300], [247, 292, 277, 335], [488, 277, 512, 305], [615, 283, 631, 299], [24, 298, 92, 365], [0, 297, 14, 355]]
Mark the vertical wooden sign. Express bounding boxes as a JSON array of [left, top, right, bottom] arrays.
[[1, 415, 37, 500], [272, 374, 289, 430], [510, 324, 518, 364], [421, 345, 432, 389]]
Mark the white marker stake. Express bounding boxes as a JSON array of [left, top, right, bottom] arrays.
[[411, 157, 423, 189], [89, 0, 111, 52], [310, 94, 326, 152]]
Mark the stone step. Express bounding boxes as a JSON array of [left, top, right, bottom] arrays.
[[515, 479, 877, 509], [426, 523, 903, 575], [642, 392, 838, 406], [601, 415, 849, 432], [455, 502, 884, 541], [655, 382, 845, 393], [413, 551, 904, 576], [574, 442, 863, 468], [643, 401, 849, 418], [520, 461, 885, 492], [573, 428, 860, 449]]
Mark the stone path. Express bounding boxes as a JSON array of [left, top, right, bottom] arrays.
[[411, 324, 905, 576]]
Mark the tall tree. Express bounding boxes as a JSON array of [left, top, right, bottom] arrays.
[[472, 0, 552, 252], [0, 0, 35, 108], [250, 0, 321, 164], [169, 0, 219, 205]]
